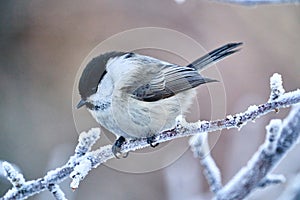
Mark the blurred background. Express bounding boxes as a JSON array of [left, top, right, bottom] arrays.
[[0, 1, 299, 199]]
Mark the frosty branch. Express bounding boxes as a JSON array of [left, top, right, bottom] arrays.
[[175, 0, 300, 5], [188, 73, 300, 199], [190, 103, 300, 200], [215, 103, 300, 199], [1, 73, 300, 200], [213, 0, 300, 5]]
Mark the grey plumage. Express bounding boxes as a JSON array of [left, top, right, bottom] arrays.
[[77, 42, 242, 141]]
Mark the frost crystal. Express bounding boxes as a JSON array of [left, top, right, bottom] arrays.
[[246, 105, 258, 113], [70, 159, 92, 189], [2, 162, 25, 188], [265, 119, 282, 154], [269, 73, 285, 101], [75, 128, 101, 155]]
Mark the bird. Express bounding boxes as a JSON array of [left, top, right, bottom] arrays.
[[76, 42, 242, 158]]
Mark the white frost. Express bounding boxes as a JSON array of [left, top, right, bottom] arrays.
[[70, 159, 92, 189], [49, 184, 67, 200], [269, 73, 285, 101], [265, 119, 282, 154], [246, 105, 258, 113], [2, 161, 25, 187], [75, 128, 101, 155]]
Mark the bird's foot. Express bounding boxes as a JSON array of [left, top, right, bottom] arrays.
[[147, 136, 159, 148], [112, 136, 129, 159]]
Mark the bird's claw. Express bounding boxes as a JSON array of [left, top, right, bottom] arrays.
[[147, 136, 159, 148], [112, 136, 129, 159]]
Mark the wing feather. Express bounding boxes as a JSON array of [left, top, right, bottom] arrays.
[[131, 65, 216, 102]]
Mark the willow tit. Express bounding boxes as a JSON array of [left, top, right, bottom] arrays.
[[77, 42, 242, 157]]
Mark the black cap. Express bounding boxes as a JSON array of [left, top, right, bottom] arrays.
[[78, 51, 126, 101]]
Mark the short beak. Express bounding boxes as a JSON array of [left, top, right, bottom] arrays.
[[76, 99, 86, 109]]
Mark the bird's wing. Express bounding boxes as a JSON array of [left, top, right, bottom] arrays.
[[131, 64, 216, 102]]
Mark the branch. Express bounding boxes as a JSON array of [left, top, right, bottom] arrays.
[[189, 126, 286, 197], [175, 0, 300, 5], [190, 132, 222, 194], [215, 103, 300, 199], [0, 128, 100, 200], [213, 0, 300, 6], [1, 73, 300, 199], [48, 184, 67, 200], [189, 73, 298, 199]]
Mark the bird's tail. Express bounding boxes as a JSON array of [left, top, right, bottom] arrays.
[[187, 42, 242, 71]]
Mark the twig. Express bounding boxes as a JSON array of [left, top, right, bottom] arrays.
[[175, 0, 300, 5], [214, 0, 300, 6], [0, 128, 100, 200], [190, 133, 222, 194], [257, 174, 286, 188], [48, 184, 67, 200]]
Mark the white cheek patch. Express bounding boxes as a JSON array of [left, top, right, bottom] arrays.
[[97, 74, 114, 97], [106, 56, 135, 82]]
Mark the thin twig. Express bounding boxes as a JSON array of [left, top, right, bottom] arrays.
[[190, 133, 223, 194], [214, 0, 300, 6]]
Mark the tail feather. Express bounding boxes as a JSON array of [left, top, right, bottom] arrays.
[[187, 42, 242, 71]]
